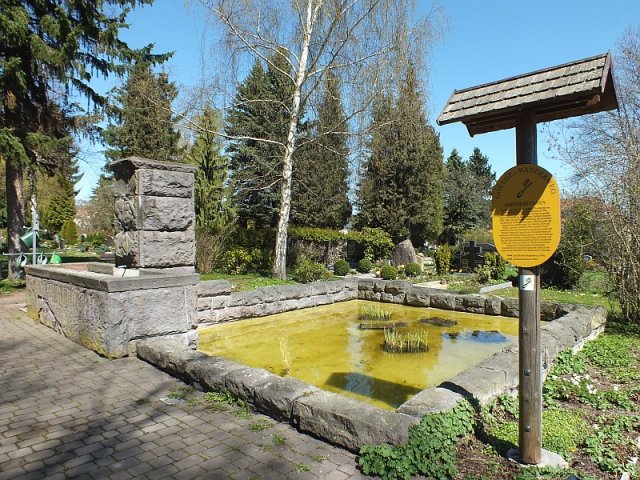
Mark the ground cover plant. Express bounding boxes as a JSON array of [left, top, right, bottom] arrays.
[[359, 271, 640, 479]]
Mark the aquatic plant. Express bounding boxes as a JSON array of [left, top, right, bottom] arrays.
[[383, 328, 429, 353], [358, 304, 392, 321]]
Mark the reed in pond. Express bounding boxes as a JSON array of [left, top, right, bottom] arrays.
[[383, 328, 429, 353], [359, 321, 407, 330], [358, 304, 392, 321]]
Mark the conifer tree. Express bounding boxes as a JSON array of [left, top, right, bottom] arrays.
[[356, 95, 405, 239], [395, 65, 444, 245], [226, 52, 296, 229], [291, 73, 351, 228], [357, 66, 444, 245], [103, 63, 181, 163], [187, 106, 232, 232], [38, 156, 81, 235], [86, 176, 117, 234], [467, 147, 495, 226], [0, 0, 167, 278], [442, 148, 487, 243]]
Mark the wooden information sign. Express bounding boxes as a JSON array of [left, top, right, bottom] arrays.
[[492, 165, 561, 268]]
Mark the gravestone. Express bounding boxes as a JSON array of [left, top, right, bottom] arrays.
[[110, 157, 197, 273], [392, 239, 418, 267]]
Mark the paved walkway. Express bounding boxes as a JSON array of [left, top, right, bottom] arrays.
[[0, 292, 367, 480]]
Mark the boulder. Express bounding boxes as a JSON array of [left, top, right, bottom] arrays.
[[392, 239, 417, 267]]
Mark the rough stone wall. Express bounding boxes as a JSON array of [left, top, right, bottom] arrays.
[[356, 278, 575, 320], [196, 278, 359, 324], [110, 157, 197, 272], [26, 268, 198, 358]]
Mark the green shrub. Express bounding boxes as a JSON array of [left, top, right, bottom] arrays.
[[60, 218, 78, 245], [380, 265, 398, 280], [218, 247, 262, 274], [474, 264, 492, 284], [404, 263, 421, 278], [289, 227, 346, 243], [357, 258, 373, 273], [333, 259, 350, 276], [85, 232, 105, 248], [350, 227, 393, 261], [293, 257, 331, 283], [485, 252, 507, 280], [434, 245, 451, 275]]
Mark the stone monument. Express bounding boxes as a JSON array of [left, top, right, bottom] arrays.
[[110, 157, 197, 273]]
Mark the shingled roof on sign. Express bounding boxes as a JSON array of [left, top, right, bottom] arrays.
[[437, 53, 618, 136]]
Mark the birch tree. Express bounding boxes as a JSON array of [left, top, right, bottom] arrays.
[[205, 0, 438, 279], [550, 27, 640, 323]]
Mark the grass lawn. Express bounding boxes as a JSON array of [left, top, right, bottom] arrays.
[[200, 271, 298, 291], [0, 279, 26, 295]]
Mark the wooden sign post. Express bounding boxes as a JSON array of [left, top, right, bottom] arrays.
[[437, 54, 618, 465]]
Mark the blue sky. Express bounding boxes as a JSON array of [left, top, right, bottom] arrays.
[[76, 0, 640, 200]]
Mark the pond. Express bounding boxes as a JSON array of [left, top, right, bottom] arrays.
[[198, 300, 518, 410]]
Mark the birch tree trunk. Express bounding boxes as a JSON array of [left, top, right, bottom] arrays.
[[272, 1, 316, 279]]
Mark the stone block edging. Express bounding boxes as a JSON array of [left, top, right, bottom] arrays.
[[139, 279, 607, 451], [136, 336, 418, 451]]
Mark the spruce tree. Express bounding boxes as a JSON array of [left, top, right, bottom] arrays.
[[356, 94, 405, 239], [86, 176, 117, 234], [187, 106, 232, 232], [226, 53, 294, 229], [38, 156, 81, 235], [467, 147, 495, 227], [291, 73, 351, 228], [357, 66, 444, 245], [395, 65, 444, 246], [442, 149, 485, 243], [103, 63, 181, 163], [0, 0, 167, 278]]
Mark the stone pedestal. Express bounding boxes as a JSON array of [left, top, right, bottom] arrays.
[[110, 157, 197, 272]]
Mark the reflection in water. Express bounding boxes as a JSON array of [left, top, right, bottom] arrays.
[[326, 372, 422, 409], [198, 300, 517, 410]]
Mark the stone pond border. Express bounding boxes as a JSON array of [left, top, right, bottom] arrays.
[[138, 278, 607, 452]]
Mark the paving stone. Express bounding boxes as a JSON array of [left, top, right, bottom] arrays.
[[0, 292, 363, 479]]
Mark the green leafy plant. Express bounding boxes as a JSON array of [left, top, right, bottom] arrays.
[[249, 419, 272, 432], [271, 434, 286, 446], [359, 400, 474, 479], [167, 386, 193, 400], [357, 258, 373, 273], [404, 263, 421, 278], [474, 264, 492, 284], [333, 259, 350, 276], [294, 463, 311, 473], [434, 245, 451, 275], [293, 257, 331, 283], [380, 265, 398, 280], [350, 227, 394, 261], [489, 409, 589, 457], [60, 217, 78, 244], [584, 415, 640, 474], [218, 247, 263, 274]]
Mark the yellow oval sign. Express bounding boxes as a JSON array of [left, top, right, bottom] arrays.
[[492, 165, 561, 268]]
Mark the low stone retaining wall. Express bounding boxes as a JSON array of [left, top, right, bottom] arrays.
[[26, 262, 198, 358], [357, 278, 575, 320], [196, 278, 359, 324], [138, 278, 607, 451]]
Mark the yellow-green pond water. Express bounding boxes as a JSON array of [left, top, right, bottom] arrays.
[[198, 300, 518, 410]]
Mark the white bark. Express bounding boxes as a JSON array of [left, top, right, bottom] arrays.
[[273, 1, 318, 279]]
